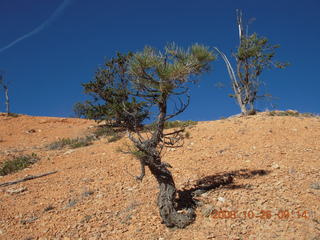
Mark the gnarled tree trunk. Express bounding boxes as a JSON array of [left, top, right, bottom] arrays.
[[148, 161, 195, 228]]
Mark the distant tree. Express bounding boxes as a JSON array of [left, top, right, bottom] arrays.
[[74, 52, 148, 130], [215, 10, 288, 115], [124, 43, 215, 228], [0, 71, 10, 115]]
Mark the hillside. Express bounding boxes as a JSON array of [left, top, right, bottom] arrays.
[[0, 112, 319, 240]]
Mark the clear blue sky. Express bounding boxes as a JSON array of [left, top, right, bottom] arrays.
[[0, 0, 319, 120]]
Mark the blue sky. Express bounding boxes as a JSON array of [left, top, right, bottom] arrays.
[[0, 0, 319, 120]]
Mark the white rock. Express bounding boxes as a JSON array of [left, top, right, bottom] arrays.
[[271, 163, 280, 169], [64, 149, 75, 155], [7, 187, 27, 194]]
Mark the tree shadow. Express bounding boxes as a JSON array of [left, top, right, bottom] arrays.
[[176, 169, 271, 210]]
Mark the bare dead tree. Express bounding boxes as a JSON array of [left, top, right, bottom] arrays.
[[0, 71, 10, 115], [124, 43, 215, 228]]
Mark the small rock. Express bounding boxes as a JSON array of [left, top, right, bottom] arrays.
[[288, 168, 296, 174], [217, 197, 225, 202], [96, 193, 104, 199], [44, 205, 55, 212], [26, 129, 36, 134], [82, 190, 94, 197], [80, 215, 92, 223], [64, 149, 75, 155], [310, 182, 320, 190], [20, 216, 38, 224], [7, 187, 27, 194], [271, 163, 280, 169], [64, 199, 77, 208]]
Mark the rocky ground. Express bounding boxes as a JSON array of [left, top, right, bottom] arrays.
[[0, 112, 319, 240]]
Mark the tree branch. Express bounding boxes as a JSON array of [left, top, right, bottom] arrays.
[[0, 171, 58, 187]]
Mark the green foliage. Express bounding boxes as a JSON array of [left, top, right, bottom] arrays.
[[75, 52, 148, 130], [93, 126, 115, 138], [164, 120, 197, 129], [112, 44, 215, 228], [93, 126, 123, 142], [107, 134, 122, 142], [184, 131, 191, 138], [145, 120, 197, 130], [127, 43, 214, 137], [268, 110, 319, 117], [130, 148, 147, 160], [268, 110, 299, 117], [46, 136, 94, 150], [0, 153, 39, 176], [233, 29, 288, 114], [7, 113, 20, 118], [129, 43, 215, 92], [236, 33, 288, 82], [115, 143, 146, 161]]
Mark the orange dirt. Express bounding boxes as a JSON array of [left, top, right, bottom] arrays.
[[0, 112, 319, 240]]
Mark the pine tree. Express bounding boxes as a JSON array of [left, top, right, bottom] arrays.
[[74, 52, 148, 130], [215, 10, 288, 115], [125, 43, 215, 228]]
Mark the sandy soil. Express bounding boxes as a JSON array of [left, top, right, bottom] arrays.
[[0, 112, 319, 240]]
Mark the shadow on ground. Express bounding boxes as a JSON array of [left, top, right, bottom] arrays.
[[176, 169, 271, 210]]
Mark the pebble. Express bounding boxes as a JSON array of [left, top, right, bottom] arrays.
[[288, 168, 296, 174], [310, 182, 320, 190], [64, 149, 76, 155], [271, 163, 280, 169], [6, 187, 27, 194]]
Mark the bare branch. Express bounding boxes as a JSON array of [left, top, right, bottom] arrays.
[[0, 171, 58, 187], [165, 95, 190, 121]]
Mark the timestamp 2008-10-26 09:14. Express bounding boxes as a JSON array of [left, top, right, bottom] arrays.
[[211, 209, 309, 220]]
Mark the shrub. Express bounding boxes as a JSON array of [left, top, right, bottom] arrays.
[[107, 134, 122, 143], [8, 113, 20, 118], [145, 120, 197, 131], [184, 131, 191, 139], [0, 153, 39, 176], [268, 110, 299, 117], [268, 110, 318, 117], [46, 136, 94, 150], [93, 126, 123, 142]]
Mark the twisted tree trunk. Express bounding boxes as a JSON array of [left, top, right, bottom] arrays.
[[148, 161, 195, 228]]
